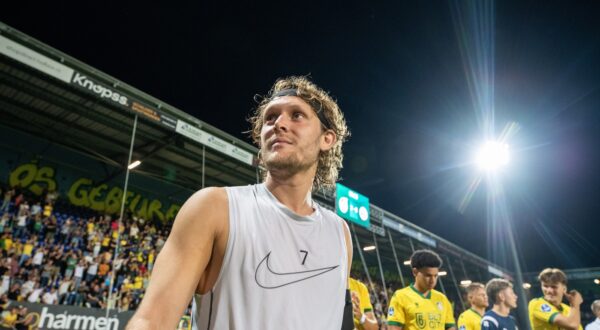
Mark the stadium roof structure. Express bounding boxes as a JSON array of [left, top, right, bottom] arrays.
[[0, 22, 258, 192], [0, 21, 513, 308]]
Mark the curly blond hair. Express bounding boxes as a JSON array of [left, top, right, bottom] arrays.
[[248, 76, 350, 190]]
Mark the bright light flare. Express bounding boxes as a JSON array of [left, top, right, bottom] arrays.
[[594, 279, 600, 285], [403, 260, 411, 266], [128, 160, 141, 170], [523, 283, 531, 289], [460, 280, 472, 287], [438, 271, 447, 276], [363, 245, 376, 251], [475, 141, 509, 170]]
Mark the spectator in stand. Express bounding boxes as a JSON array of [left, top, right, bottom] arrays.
[[44, 216, 57, 241], [40, 261, 54, 287], [14, 202, 28, 240], [57, 275, 72, 304], [13, 193, 24, 211], [0, 273, 9, 295], [30, 202, 41, 217], [20, 275, 36, 298], [45, 189, 58, 205], [98, 260, 110, 279], [86, 257, 98, 282], [42, 201, 53, 218], [0, 213, 10, 235], [64, 250, 77, 278], [14, 305, 34, 330], [73, 259, 86, 288], [1, 306, 19, 329], [0, 293, 8, 313], [85, 283, 102, 308], [31, 247, 44, 270], [26, 282, 43, 303], [41, 286, 59, 304], [6, 282, 20, 300], [18, 238, 34, 266], [0, 189, 14, 213], [7, 255, 18, 278]]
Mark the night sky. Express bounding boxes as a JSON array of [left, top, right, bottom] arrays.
[[3, 1, 599, 272]]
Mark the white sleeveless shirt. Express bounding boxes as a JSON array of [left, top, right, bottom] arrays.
[[192, 184, 348, 330]]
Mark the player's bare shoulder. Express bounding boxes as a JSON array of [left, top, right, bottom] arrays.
[[177, 187, 228, 227]]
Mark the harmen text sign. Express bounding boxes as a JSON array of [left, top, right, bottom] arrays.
[[336, 183, 370, 229]]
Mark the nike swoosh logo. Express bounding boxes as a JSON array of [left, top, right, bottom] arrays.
[[254, 251, 339, 289]]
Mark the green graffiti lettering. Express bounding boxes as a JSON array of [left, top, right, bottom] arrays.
[[136, 198, 148, 220], [128, 194, 141, 214], [147, 199, 164, 222], [30, 166, 56, 195], [68, 178, 93, 207], [165, 204, 181, 222], [9, 163, 37, 189], [105, 187, 123, 214], [88, 184, 108, 211]]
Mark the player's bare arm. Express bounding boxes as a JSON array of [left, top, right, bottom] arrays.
[[342, 221, 352, 279], [351, 292, 378, 330], [552, 290, 583, 330], [126, 187, 228, 330]]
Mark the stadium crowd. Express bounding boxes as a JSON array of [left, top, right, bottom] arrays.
[[0, 185, 169, 320]]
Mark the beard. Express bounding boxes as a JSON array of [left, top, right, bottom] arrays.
[[263, 150, 317, 178]]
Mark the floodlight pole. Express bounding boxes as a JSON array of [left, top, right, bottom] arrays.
[[106, 114, 138, 319], [351, 224, 381, 309], [387, 230, 406, 287]]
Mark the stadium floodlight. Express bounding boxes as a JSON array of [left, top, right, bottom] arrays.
[[460, 280, 472, 287], [523, 283, 531, 289], [363, 245, 376, 251], [438, 271, 447, 276], [128, 160, 141, 170], [403, 260, 411, 266], [475, 141, 509, 170], [594, 279, 600, 285]]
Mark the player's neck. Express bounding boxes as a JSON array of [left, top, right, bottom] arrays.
[[546, 297, 563, 309], [492, 304, 511, 317], [413, 282, 431, 296], [472, 306, 485, 316], [265, 174, 315, 216]]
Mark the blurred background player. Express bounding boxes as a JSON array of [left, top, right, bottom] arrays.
[[529, 268, 583, 330], [458, 282, 488, 330], [585, 300, 600, 330], [482, 279, 518, 330], [387, 249, 456, 330], [349, 277, 378, 330]]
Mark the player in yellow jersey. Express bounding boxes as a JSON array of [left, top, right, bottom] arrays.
[[457, 283, 487, 330], [529, 268, 583, 330], [349, 277, 378, 330], [388, 250, 456, 330]]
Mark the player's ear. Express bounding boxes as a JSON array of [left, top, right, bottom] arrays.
[[498, 290, 505, 302], [320, 129, 336, 152]]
